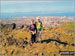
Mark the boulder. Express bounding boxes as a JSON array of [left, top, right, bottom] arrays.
[[12, 23, 16, 29]]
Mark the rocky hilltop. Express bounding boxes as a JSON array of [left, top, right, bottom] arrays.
[[0, 16, 75, 56]]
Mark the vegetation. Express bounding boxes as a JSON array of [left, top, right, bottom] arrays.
[[0, 22, 75, 56]]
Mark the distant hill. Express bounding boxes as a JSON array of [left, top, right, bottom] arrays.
[[0, 16, 75, 27]]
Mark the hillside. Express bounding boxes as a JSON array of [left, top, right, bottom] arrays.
[[0, 22, 75, 56]]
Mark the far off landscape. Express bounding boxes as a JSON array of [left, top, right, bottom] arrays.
[[0, 16, 75, 56]]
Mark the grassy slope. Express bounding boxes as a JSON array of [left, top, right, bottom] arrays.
[[0, 22, 75, 56]]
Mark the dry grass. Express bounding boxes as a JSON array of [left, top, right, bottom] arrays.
[[0, 22, 75, 56]]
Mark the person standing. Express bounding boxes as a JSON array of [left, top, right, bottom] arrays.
[[29, 19, 36, 45], [35, 17, 43, 43]]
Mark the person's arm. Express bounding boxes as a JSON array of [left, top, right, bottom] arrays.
[[29, 25, 31, 32], [34, 24, 37, 33], [40, 21, 43, 30]]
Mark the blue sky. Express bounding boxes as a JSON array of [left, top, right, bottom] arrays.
[[0, 1, 74, 18], [1, 1, 74, 13]]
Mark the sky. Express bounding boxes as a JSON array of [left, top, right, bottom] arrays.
[[0, 0, 74, 18]]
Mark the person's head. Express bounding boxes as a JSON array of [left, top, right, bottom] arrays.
[[30, 19, 34, 24], [36, 17, 40, 22]]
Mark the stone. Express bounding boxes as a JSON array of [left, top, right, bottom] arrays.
[[12, 23, 16, 29]]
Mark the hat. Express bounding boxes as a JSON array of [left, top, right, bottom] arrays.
[[36, 17, 40, 19]]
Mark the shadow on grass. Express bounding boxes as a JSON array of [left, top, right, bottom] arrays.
[[41, 39, 68, 46], [72, 44, 75, 46]]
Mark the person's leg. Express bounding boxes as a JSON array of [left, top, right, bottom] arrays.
[[34, 34, 36, 42], [39, 31, 42, 43], [32, 35, 34, 43], [32, 34, 36, 43], [35, 33, 37, 42], [36, 32, 39, 42], [36, 32, 41, 42], [30, 34, 33, 44]]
